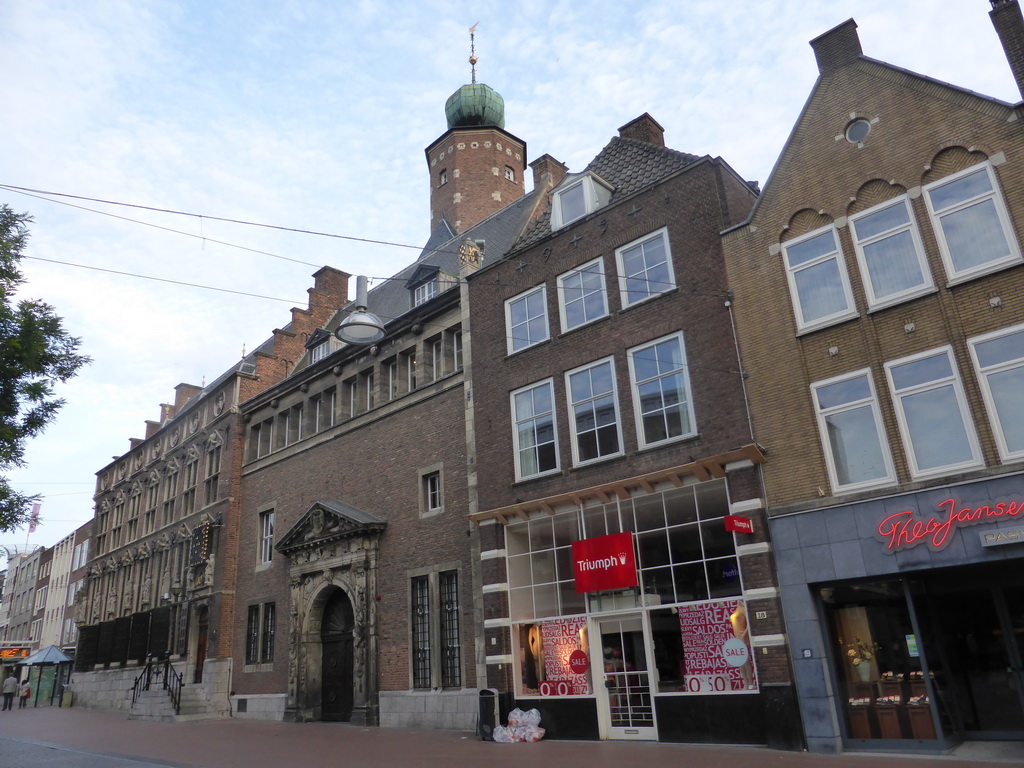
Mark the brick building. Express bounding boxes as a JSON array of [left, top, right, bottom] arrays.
[[721, 3, 1024, 752], [228, 72, 537, 727], [465, 113, 800, 747], [72, 268, 348, 715]]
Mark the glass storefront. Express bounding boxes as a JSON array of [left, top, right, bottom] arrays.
[[822, 564, 1024, 744], [506, 479, 759, 739]]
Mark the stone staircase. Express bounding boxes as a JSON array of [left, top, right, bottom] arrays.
[[129, 683, 229, 723]]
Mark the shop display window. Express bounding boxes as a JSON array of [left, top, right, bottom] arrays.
[[516, 617, 592, 696], [822, 580, 940, 741], [651, 599, 757, 694]]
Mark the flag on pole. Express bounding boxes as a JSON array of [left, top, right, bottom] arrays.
[[28, 503, 40, 534]]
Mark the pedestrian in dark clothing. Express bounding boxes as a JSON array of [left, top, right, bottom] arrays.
[[1, 673, 17, 711]]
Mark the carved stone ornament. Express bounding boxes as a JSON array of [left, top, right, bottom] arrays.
[[213, 391, 226, 416], [133, 452, 144, 470], [189, 413, 201, 434], [274, 500, 386, 559], [170, 428, 181, 447]]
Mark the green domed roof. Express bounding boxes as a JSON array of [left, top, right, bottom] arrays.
[[444, 83, 505, 130]]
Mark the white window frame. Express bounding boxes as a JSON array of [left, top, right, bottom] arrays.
[[423, 471, 442, 514], [781, 224, 857, 333], [849, 196, 933, 309], [884, 346, 983, 479], [309, 341, 329, 364], [551, 177, 596, 229], [924, 161, 1022, 283], [431, 338, 443, 380], [258, 509, 275, 565], [511, 379, 560, 481], [453, 330, 464, 371], [414, 279, 439, 306], [505, 284, 549, 354], [969, 322, 1024, 462], [565, 356, 624, 467], [811, 369, 896, 493], [615, 227, 675, 309], [557, 257, 608, 333], [627, 332, 697, 449]]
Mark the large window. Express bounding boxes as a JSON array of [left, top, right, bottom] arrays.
[[411, 569, 461, 689], [849, 197, 932, 308], [627, 333, 696, 448], [506, 285, 549, 354], [507, 510, 583, 621], [258, 509, 275, 565], [558, 258, 608, 332], [969, 323, 1024, 461], [182, 451, 199, 516], [414, 278, 439, 306], [924, 162, 1021, 282], [782, 225, 857, 332], [885, 347, 982, 478], [566, 358, 622, 465], [811, 370, 896, 493], [511, 380, 559, 480], [616, 229, 675, 308], [245, 602, 275, 666], [204, 443, 221, 506]]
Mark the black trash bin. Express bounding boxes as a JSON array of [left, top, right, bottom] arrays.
[[478, 688, 499, 741]]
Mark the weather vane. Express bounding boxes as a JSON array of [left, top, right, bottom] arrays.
[[469, 23, 479, 84]]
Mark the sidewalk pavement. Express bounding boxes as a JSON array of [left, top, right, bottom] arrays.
[[0, 705, 1022, 768]]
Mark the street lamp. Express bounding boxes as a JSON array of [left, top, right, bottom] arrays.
[[335, 275, 385, 345]]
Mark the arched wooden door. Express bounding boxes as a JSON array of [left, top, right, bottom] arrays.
[[321, 589, 354, 722]]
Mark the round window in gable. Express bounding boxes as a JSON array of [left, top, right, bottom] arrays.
[[845, 118, 871, 144]]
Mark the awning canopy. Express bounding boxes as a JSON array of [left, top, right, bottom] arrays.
[[18, 645, 72, 666]]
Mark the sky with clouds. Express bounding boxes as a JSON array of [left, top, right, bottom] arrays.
[[1, 0, 1018, 561]]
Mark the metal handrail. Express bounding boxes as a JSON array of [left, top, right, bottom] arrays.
[[130, 657, 183, 715]]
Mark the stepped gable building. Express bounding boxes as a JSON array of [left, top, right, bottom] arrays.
[[465, 113, 801, 747], [721, 3, 1024, 753], [73, 268, 348, 715], [230, 68, 541, 728]]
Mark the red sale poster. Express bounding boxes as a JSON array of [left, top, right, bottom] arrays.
[[539, 617, 590, 695], [677, 599, 757, 693]]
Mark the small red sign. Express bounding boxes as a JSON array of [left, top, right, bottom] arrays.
[[572, 532, 638, 593], [724, 515, 753, 534], [568, 650, 589, 675]]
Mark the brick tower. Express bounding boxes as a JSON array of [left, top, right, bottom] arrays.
[[425, 28, 527, 234]]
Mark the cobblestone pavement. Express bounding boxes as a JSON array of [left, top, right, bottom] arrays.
[[0, 706, 1022, 768]]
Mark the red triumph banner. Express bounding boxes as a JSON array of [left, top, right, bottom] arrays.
[[877, 495, 1024, 552], [724, 515, 753, 534], [572, 531, 638, 593]]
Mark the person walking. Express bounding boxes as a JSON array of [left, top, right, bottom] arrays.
[[17, 679, 30, 709], [1, 673, 17, 711]]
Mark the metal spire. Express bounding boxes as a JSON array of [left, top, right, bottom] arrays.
[[469, 23, 479, 84]]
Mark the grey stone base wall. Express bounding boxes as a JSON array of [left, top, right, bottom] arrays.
[[379, 689, 479, 731], [69, 659, 231, 717], [230, 693, 288, 720]]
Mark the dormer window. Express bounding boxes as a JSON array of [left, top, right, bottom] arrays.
[[414, 279, 439, 306], [305, 327, 334, 364], [407, 264, 445, 308], [309, 341, 329, 364], [551, 174, 613, 230]]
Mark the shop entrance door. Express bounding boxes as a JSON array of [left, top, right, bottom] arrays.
[[597, 614, 657, 740], [933, 586, 1024, 738]]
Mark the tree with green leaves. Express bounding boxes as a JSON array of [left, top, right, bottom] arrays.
[[0, 205, 90, 531]]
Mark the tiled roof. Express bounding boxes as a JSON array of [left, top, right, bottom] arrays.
[[513, 136, 701, 252]]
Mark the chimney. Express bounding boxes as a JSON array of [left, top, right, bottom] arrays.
[[618, 113, 665, 147], [809, 19, 862, 75], [529, 154, 569, 191], [159, 403, 175, 422], [144, 420, 161, 439], [991, 0, 1024, 100], [173, 383, 203, 410]]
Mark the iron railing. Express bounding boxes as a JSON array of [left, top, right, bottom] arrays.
[[131, 657, 184, 715]]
